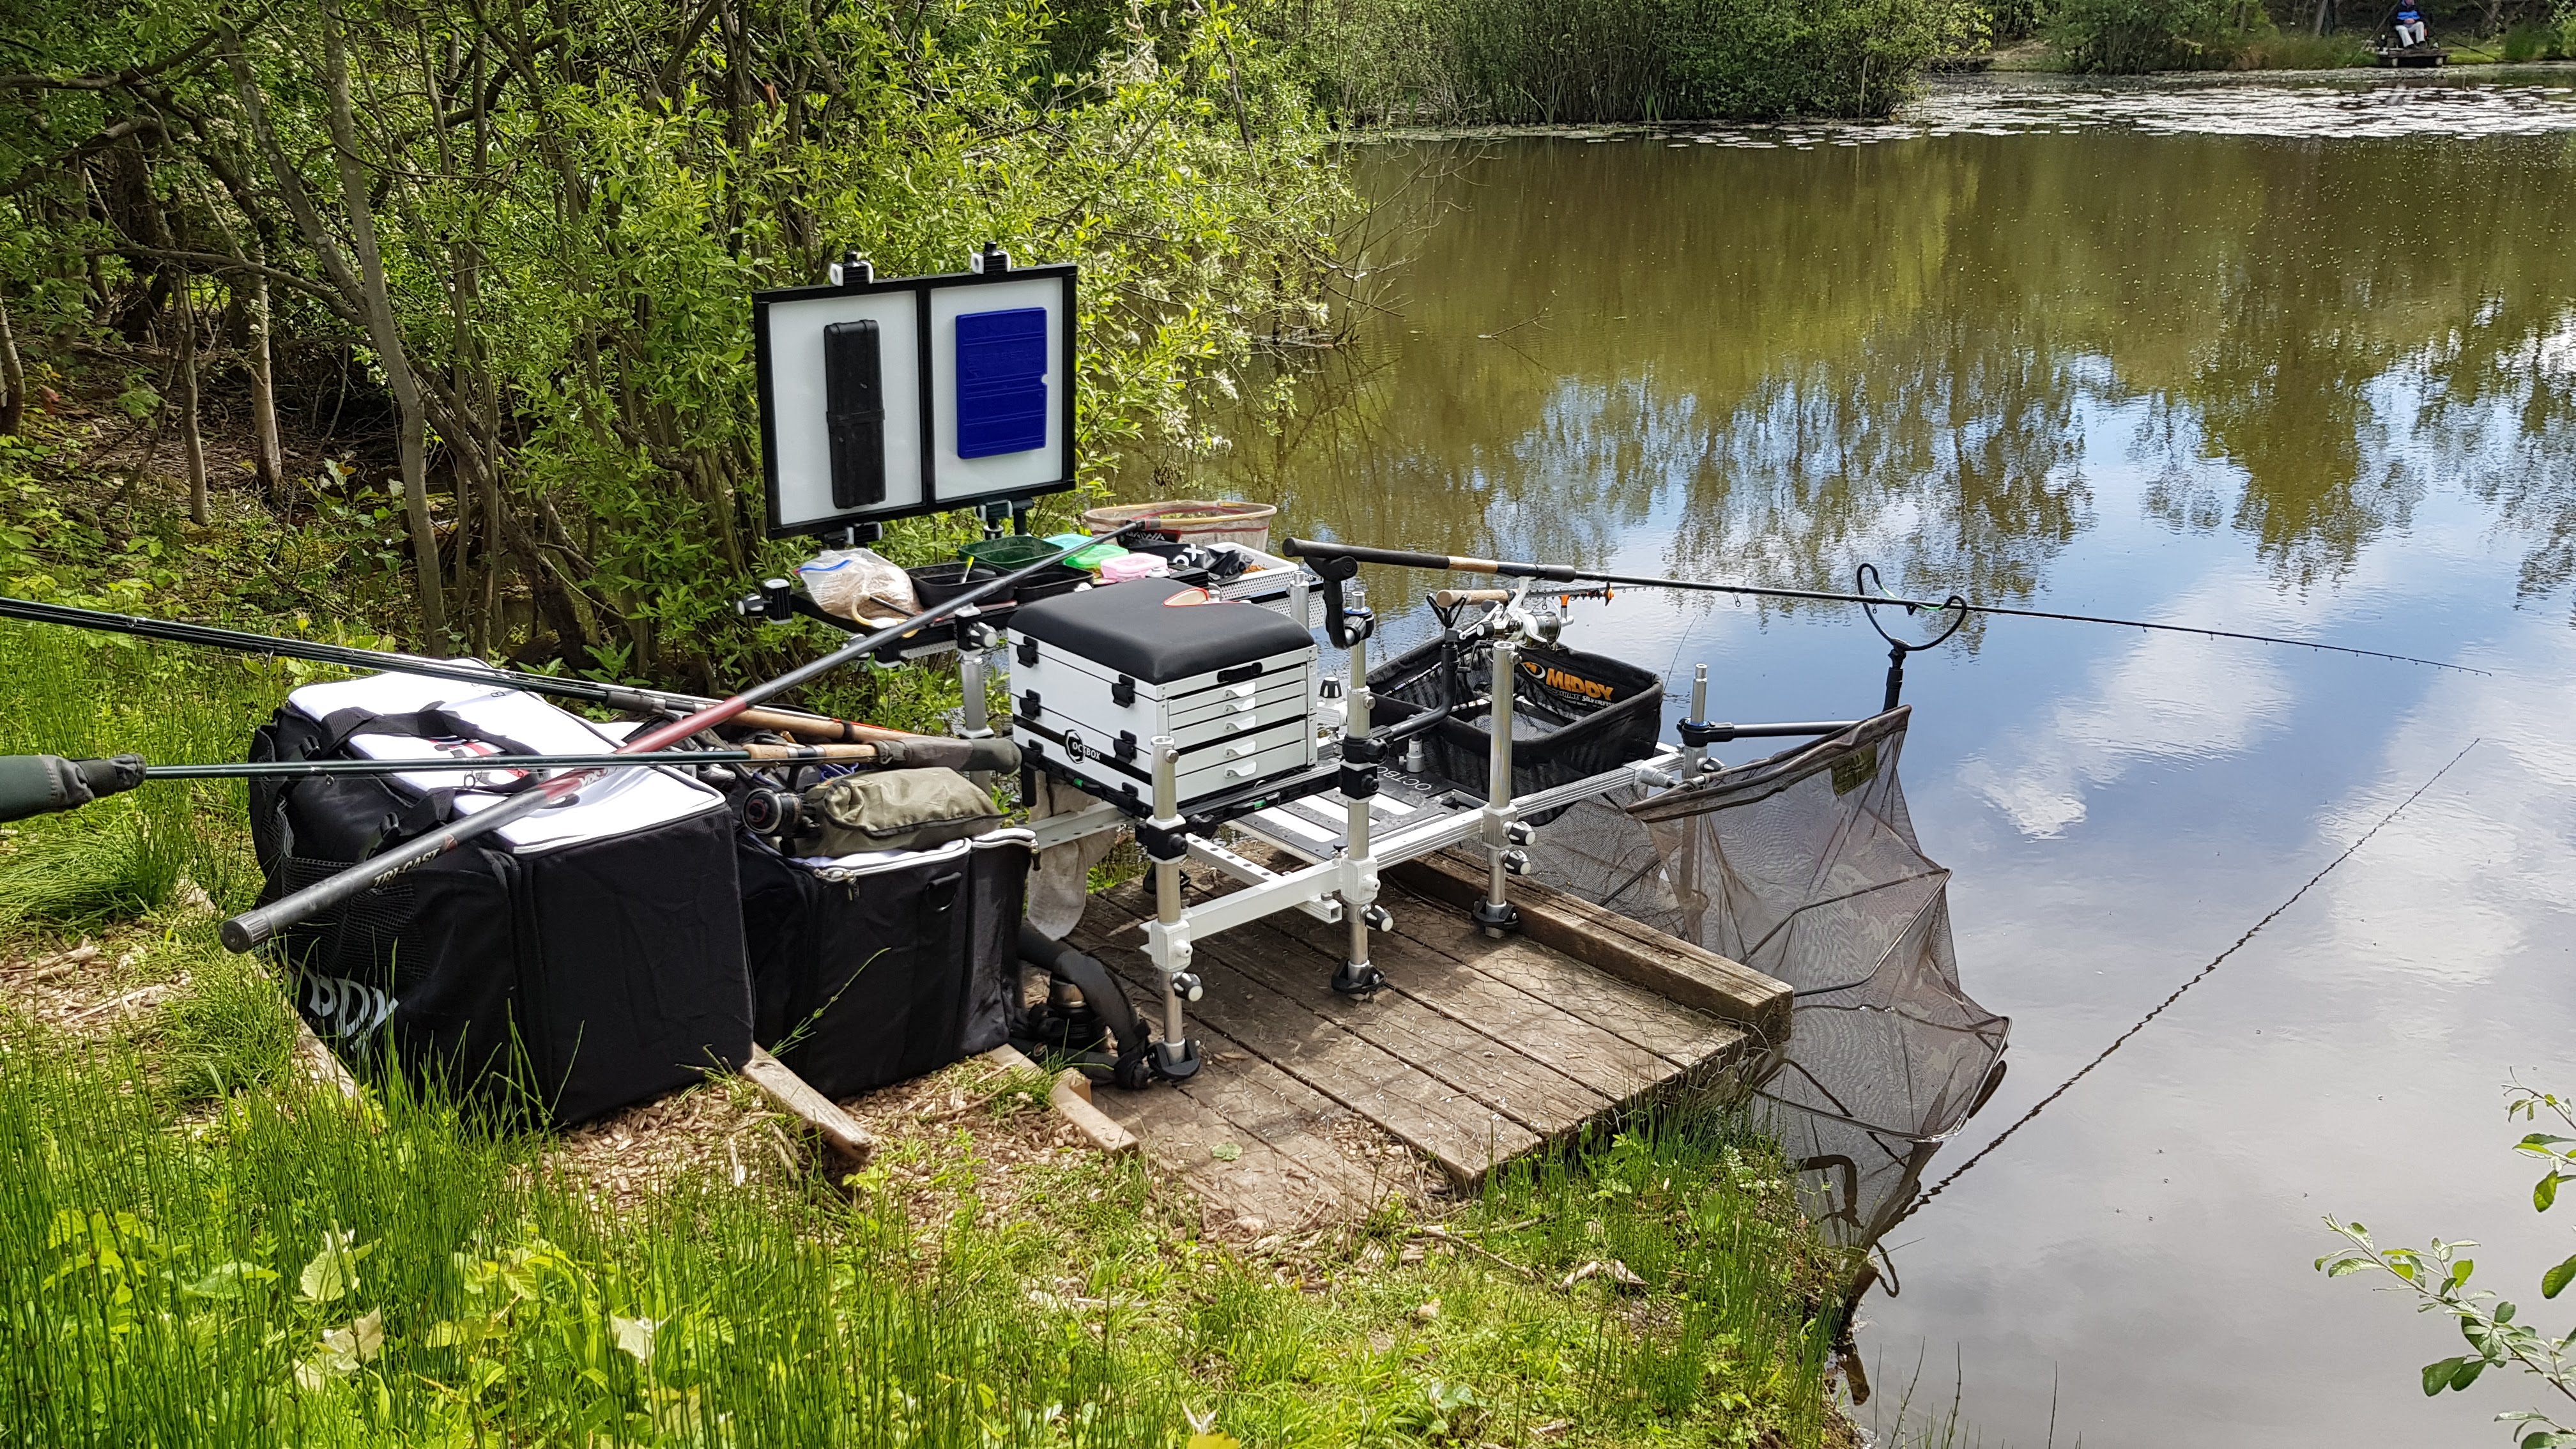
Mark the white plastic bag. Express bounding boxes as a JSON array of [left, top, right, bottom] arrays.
[[797, 548, 918, 625]]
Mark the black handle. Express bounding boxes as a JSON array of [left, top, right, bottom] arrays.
[[1281, 537, 1580, 583]]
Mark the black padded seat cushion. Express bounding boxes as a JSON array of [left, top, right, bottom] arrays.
[[1010, 578, 1311, 685]]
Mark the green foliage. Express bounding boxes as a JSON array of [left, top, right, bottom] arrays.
[[1664, 0, 1986, 118], [0, 622, 280, 922], [2049, 0, 2230, 72], [157, 946, 302, 1104], [2225, 26, 2373, 66], [2318, 1082, 2576, 1447], [1, 0, 1347, 688], [1270, 0, 1979, 123]]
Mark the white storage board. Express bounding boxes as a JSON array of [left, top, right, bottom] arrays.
[[754, 256, 1077, 538]]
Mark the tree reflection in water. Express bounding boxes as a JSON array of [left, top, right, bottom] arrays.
[[1147, 125, 2576, 629]]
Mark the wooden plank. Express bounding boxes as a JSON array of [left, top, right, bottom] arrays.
[[1066, 1004, 1395, 1229], [1071, 900, 1539, 1183], [740, 1046, 874, 1165], [1249, 904, 1690, 1113], [1375, 885, 1750, 1069], [1387, 849, 1793, 1046], [1191, 914, 1621, 1138], [1211, 837, 1749, 1071], [981, 1045, 1138, 1156]]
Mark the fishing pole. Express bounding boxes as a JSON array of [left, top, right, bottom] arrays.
[[1280, 539, 2488, 676], [0, 597, 926, 744], [0, 751, 753, 824], [217, 525, 1137, 954], [0, 735, 1024, 825]]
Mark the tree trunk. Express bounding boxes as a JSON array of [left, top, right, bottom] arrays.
[[247, 263, 284, 502], [176, 275, 209, 525], [321, 0, 448, 650], [0, 288, 24, 436]]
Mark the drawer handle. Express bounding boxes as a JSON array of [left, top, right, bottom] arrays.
[[1223, 742, 1255, 758], [1225, 684, 1256, 698], [1225, 763, 1257, 778], [1223, 718, 1250, 733]]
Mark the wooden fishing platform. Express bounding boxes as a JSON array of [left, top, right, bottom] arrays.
[[1066, 848, 1791, 1231]]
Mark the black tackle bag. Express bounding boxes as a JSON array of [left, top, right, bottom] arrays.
[[737, 828, 1032, 1100], [245, 673, 754, 1126]]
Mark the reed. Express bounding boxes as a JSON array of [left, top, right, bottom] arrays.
[[1276, 0, 1963, 124]]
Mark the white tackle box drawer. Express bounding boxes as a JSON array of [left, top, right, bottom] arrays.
[[1176, 731, 1318, 799], [1005, 577, 1321, 808]]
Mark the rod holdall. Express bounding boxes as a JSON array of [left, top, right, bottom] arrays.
[[245, 675, 754, 1126], [783, 767, 1006, 855], [0, 754, 144, 823]]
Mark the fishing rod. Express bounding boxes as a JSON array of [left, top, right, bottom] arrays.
[[0, 597, 924, 744], [0, 750, 753, 824], [217, 525, 1137, 954], [1281, 539, 2487, 676], [0, 735, 1023, 825]]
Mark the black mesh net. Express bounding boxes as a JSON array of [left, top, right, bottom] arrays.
[[1369, 638, 1664, 816], [1526, 708, 2009, 1247]]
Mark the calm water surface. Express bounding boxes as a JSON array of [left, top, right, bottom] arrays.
[[1148, 70, 2576, 1446]]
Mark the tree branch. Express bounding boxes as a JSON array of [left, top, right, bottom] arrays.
[[0, 27, 226, 92]]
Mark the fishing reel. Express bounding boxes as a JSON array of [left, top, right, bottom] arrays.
[[1433, 581, 1568, 650], [737, 785, 804, 837]]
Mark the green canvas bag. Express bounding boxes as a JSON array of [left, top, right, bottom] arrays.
[[792, 768, 1004, 856]]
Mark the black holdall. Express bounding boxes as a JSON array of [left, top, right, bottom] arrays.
[[737, 827, 1032, 1100], [245, 671, 754, 1126]]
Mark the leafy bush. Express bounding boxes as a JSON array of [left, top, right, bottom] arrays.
[[2227, 26, 2373, 66], [2, 0, 1348, 689], [1666, 0, 1986, 118], [2050, 0, 2231, 70], [1274, 0, 1980, 123], [2319, 1082, 2576, 1445]]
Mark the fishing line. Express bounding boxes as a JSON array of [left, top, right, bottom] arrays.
[[1887, 736, 2483, 1232], [1280, 539, 2490, 676]]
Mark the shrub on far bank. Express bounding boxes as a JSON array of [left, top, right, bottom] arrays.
[[2050, 0, 2231, 71], [2225, 24, 2373, 66], [1276, 0, 1986, 123], [1667, 0, 1988, 117]]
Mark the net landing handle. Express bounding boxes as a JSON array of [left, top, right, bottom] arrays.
[[1281, 539, 1581, 582]]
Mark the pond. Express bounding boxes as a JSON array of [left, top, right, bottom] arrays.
[[1143, 69, 2576, 1446]]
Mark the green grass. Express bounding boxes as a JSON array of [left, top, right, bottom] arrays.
[[0, 1025, 1853, 1446], [0, 604, 1857, 1448]]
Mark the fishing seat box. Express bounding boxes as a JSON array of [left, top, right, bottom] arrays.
[[1006, 577, 1317, 809], [736, 829, 1032, 1100], [243, 672, 753, 1126]]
